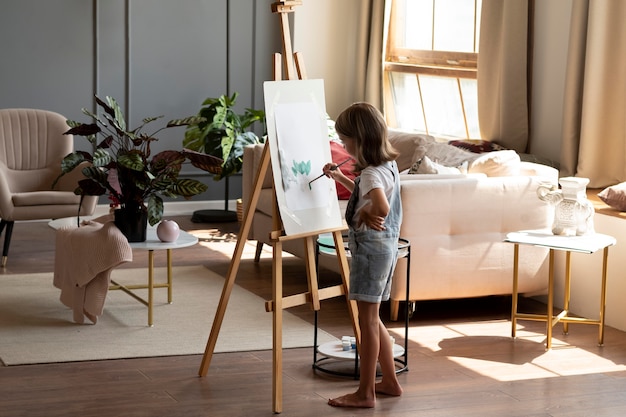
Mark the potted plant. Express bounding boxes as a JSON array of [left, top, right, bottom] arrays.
[[181, 92, 265, 222], [182, 92, 266, 180], [54, 95, 209, 241]]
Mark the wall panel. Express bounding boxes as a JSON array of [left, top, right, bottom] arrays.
[[0, 0, 280, 202]]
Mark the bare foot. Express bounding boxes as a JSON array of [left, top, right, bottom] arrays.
[[328, 392, 375, 408], [375, 381, 403, 396]]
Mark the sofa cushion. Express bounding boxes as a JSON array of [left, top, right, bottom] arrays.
[[598, 182, 626, 211]]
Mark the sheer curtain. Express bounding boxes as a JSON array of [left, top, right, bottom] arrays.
[[477, 0, 531, 153], [560, 0, 626, 188]]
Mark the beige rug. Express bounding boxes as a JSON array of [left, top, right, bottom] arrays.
[[0, 265, 337, 366]]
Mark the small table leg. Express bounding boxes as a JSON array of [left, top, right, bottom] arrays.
[[599, 246, 610, 346], [167, 249, 173, 303], [511, 244, 519, 338], [148, 250, 154, 327], [546, 249, 555, 350], [563, 251, 572, 335]]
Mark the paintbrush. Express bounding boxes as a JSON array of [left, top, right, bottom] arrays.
[[308, 158, 352, 189]]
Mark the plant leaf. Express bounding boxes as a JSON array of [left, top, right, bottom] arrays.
[[173, 178, 208, 197], [167, 116, 206, 127], [117, 151, 145, 171], [64, 123, 100, 136], [146, 194, 164, 226]]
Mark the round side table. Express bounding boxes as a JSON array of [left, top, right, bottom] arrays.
[[312, 234, 411, 379]]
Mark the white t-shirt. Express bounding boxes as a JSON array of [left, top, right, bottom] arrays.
[[351, 162, 395, 232]]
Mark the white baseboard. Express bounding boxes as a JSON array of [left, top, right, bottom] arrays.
[[92, 200, 239, 217]]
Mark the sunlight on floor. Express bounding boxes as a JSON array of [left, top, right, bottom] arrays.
[[193, 233, 294, 261], [391, 319, 626, 383]]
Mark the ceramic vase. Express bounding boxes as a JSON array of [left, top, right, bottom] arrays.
[[156, 219, 180, 242]]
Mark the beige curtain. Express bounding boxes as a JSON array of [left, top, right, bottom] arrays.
[[477, 0, 530, 152], [354, 0, 386, 109], [561, 0, 626, 188]]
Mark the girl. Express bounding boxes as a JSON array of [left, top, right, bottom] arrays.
[[323, 102, 403, 408]]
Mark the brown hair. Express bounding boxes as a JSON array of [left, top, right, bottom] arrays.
[[334, 102, 398, 171]]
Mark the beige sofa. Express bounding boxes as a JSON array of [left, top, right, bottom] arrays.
[[242, 129, 559, 320]]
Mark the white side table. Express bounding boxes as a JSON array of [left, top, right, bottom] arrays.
[[121, 227, 198, 326], [505, 230, 616, 349]]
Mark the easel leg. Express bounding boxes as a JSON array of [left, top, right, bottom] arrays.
[[198, 142, 271, 376], [273, 240, 284, 413], [304, 236, 321, 311]]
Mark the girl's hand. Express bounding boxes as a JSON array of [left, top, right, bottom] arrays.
[[323, 163, 343, 180], [321, 162, 355, 192], [359, 188, 389, 230], [359, 208, 386, 231]]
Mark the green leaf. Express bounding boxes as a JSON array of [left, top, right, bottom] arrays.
[[104, 96, 127, 132], [167, 116, 206, 127], [142, 116, 163, 124], [173, 178, 208, 197], [146, 195, 164, 226], [60, 152, 87, 173], [92, 148, 113, 167], [117, 152, 145, 171]]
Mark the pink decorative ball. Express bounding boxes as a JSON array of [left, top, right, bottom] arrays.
[[156, 220, 180, 242]]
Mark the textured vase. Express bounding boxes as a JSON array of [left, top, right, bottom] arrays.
[[537, 177, 595, 236], [114, 202, 148, 242]]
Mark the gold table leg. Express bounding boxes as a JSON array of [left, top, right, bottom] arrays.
[[562, 251, 572, 335], [109, 248, 175, 327], [148, 250, 154, 327], [546, 249, 555, 350], [511, 244, 519, 338], [599, 246, 609, 346], [167, 249, 173, 303]]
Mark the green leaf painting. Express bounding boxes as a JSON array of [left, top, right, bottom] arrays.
[[291, 160, 311, 177]]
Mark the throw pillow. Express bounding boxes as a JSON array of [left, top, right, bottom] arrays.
[[448, 139, 507, 153], [409, 156, 467, 175], [329, 141, 357, 200], [598, 182, 626, 211], [423, 141, 479, 167], [467, 150, 521, 177], [387, 128, 432, 172]]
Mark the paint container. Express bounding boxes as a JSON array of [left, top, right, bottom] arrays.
[[342, 336, 352, 351]]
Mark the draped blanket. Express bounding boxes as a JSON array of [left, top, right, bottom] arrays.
[[53, 219, 132, 324]]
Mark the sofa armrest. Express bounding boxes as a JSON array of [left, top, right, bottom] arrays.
[[519, 161, 559, 182]]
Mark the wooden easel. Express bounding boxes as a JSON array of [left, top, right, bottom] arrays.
[[197, 1, 360, 414]]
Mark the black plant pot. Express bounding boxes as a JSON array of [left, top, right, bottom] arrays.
[[114, 203, 148, 242]]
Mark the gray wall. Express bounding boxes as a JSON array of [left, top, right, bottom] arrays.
[[0, 0, 282, 202]]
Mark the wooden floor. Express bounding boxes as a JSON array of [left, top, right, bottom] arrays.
[[2, 215, 626, 416]]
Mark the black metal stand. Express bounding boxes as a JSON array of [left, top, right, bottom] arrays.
[[312, 236, 411, 379], [191, 175, 239, 223]]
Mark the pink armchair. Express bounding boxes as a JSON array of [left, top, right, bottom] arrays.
[[0, 108, 97, 267]]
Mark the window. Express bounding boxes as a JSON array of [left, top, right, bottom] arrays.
[[384, 0, 482, 139]]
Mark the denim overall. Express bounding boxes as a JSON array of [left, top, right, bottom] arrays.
[[345, 161, 402, 303]]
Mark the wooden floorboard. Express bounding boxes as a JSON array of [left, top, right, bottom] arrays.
[[2, 215, 626, 416]]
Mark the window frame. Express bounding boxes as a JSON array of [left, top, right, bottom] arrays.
[[384, 0, 481, 138]]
